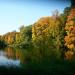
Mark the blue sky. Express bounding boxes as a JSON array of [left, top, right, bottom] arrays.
[[0, 0, 71, 35]]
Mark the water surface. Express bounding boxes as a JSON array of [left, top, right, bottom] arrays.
[[0, 47, 26, 67]]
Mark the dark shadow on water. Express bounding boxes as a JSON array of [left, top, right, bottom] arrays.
[[0, 47, 75, 75], [0, 60, 75, 75]]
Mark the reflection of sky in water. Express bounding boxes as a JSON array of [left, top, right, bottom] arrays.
[[0, 51, 20, 67]]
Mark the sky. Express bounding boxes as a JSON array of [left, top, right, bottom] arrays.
[[0, 0, 71, 35]]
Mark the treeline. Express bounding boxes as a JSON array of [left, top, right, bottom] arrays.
[[0, 25, 32, 48]]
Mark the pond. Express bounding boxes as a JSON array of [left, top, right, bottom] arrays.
[[0, 47, 26, 68]]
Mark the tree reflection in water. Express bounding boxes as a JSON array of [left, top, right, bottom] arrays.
[[0, 47, 27, 67]]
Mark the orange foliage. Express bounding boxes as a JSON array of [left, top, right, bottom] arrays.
[[2, 32, 20, 45], [65, 51, 74, 60], [64, 7, 75, 60]]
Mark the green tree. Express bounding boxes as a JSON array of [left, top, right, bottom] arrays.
[[0, 39, 7, 48], [19, 25, 32, 48]]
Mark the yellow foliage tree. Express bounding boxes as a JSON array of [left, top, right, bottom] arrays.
[[32, 15, 63, 51]]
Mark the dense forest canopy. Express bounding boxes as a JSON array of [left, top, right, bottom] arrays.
[[71, 0, 75, 7], [0, 6, 73, 60]]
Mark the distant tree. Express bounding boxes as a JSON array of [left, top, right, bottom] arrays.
[[71, 0, 75, 7], [19, 25, 32, 48], [0, 39, 7, 48], [15, 32, 20, 44], [2, 31, 17, 45]]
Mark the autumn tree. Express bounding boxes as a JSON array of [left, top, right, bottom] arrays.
[[2, 31, 17, 45], [64, 7, 75, 60], [32, 10, 65, 59]]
